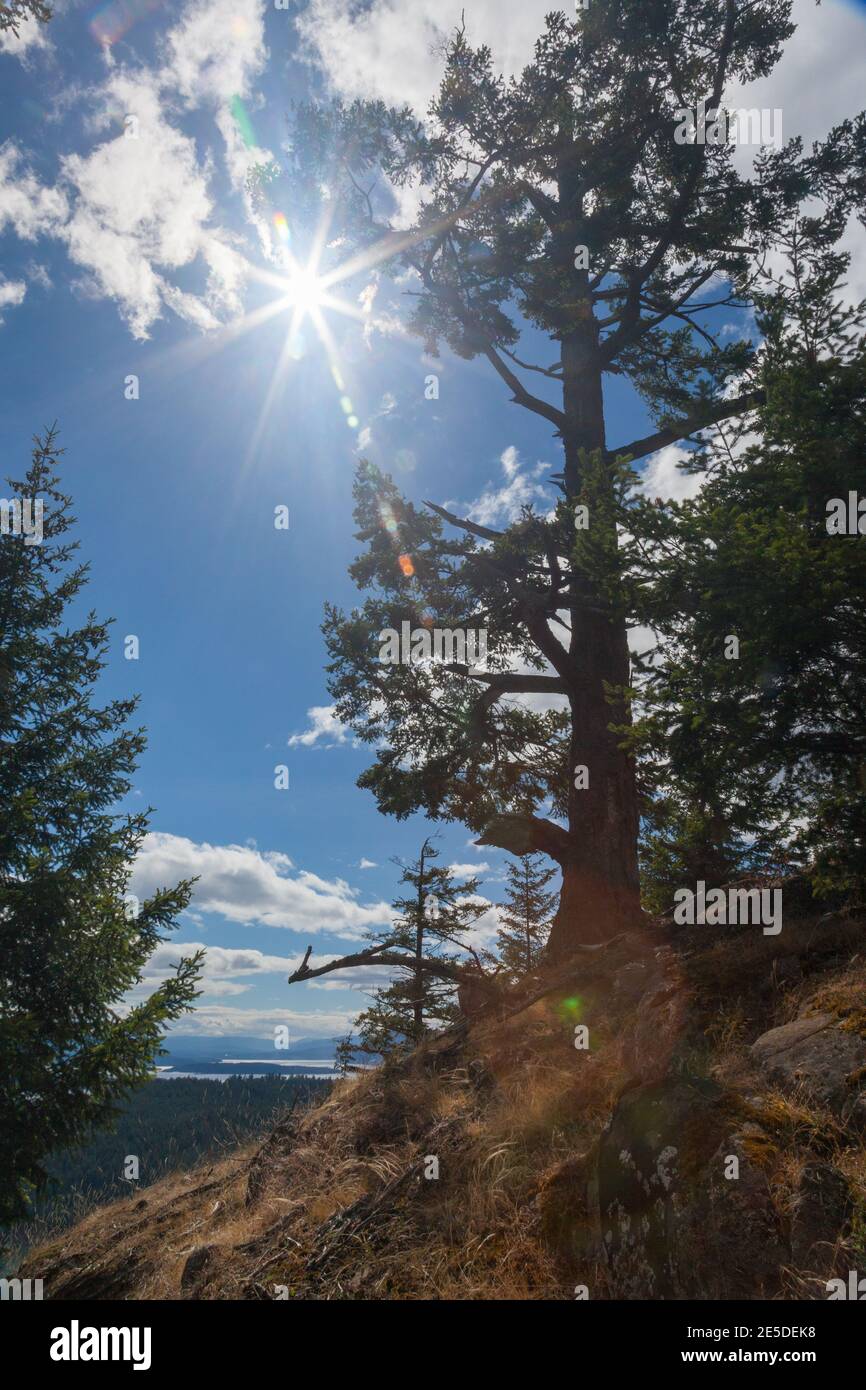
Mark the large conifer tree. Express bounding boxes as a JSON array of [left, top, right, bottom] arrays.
[[267, 1, 863, 956], [0, 431, 202, 1226]]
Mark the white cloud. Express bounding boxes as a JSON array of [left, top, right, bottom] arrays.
[[297, 0, 554, 114], [0, 141, 69, 239], [296, 0, 445, 110], [306, 962, 395, 993], [636, 443, 705, 504], [358, 858, 378, 869], [163, 1004, 356, 1038], [726, 1, 866, 303], [452, 893, 509, 952], [0, 0, 271, 337], [473, 643, 568, 719], [0, 274, 26, 320], [58, 72, 226, 338], [500, 444, 519, 479], [288, 704, 351, 748], [0, 13, 50, 58], [462, 446, 551, 526], [147, 940, 299, 978], [299, 0, 866, 162], [163, 0, 267, 105], [627, 622, 659, 664], [5, 0, 858, 338], [130, 832, 391, 939], [24, 259, 51, 289], [159, 0, 274, 264], [447, 862, 489, 878], [136, 940, 302, 999], [130, 941, 394, 1020], [728, 1, 866, 168]]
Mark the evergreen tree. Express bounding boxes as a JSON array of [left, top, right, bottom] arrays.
[[496, 854, 557, 979], [262, 1, 863, 957], [625, 226, 866, 910], [352, 839, 488, 1051], [0, 430, 203, 1227], [295, 839, 490, 1048]]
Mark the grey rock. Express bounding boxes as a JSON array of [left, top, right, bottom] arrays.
[[750, 1013, 866, 1117], [180, 1243, 217, 1293], [751, 1013, 836, 1059], [598, 1076, 787, 1299]]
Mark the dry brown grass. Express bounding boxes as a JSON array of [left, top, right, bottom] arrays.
[[19, 907, 866, 1301]]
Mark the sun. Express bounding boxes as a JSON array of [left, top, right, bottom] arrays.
[[236, 243, 366, 464], [170, 199, 449, 470], [282, 263, 327, 320]]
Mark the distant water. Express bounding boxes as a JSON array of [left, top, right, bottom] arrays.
[[154, 1069, 339, 1081], [220, 1058, 337, 1068]]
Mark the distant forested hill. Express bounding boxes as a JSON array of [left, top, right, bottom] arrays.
[[3, 1076, 330, 1268]]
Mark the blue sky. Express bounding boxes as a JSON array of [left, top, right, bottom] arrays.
[[2, 0, 864, 1040]]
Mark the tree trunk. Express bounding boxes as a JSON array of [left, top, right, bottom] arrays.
[[414, 845, 426, 1037], [545, 288, 642, 959], [549, 532, 641, 957]]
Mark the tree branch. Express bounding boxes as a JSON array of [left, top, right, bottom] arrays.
[[483, 344, 567, 432], [424, 500, 503, 541], [288, 944, 498, 993], [443, 665, 568, 695], [608, 389, 764, 465], [475, 812, 572, 864], [500, 346, 563, 379]]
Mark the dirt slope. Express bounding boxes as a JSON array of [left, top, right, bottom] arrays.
[[19, 900, 866, 1300]]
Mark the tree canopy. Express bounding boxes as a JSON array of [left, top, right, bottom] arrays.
[[0, 430, 202, 1227], [268, 1, 866, 958]]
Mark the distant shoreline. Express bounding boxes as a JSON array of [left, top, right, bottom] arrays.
[[154, 1070, 337, 1081]]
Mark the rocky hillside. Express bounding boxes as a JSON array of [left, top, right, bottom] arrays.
[[19, 893, 866, 1300]]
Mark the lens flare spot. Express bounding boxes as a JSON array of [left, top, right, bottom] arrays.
[[394, 448, 417, 474], [231, 96, 258, 150], [558, 995, 584, 1023], [89, 0, 163, 46], [273, 212, 290, 245], [398, 554, 415, 577]]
